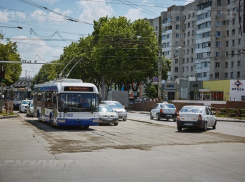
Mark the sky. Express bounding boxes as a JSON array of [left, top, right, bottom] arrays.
[[0, 0, 192, 78]]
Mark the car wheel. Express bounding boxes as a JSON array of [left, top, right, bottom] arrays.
[[114, 123, 118, 126], [84, 126, 89, 129], [150, 113, 153, 120], [166, 117, 169, 121], [157, 114, 160, 121], [123, 119, 126, 121], [203, 122, 207, 131], [212, 120, 217, 130], [177, 126, 182, 132]]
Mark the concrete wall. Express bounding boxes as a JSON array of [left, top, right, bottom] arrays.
[[107, 91, 129, 107]]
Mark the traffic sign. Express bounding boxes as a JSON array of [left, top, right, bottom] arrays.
[[153, 77, 158, 82]]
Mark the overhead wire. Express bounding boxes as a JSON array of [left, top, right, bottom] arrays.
[[18, 0, 93, 25]]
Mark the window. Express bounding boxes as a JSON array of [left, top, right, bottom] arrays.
[[227, 31, 229, 36], [232, 18, 236, 24], [191, 57, 193, 63], [191, 66, 193, 71], [176, 16, 179, 21], [225, 73, 228, 78], [186, 67, 189, 71], [215, 72, 219, 79], [216, 52, 220, 57], [188, 23, 190, 28], [183, 67, 185, 72], [216, 31, 221, 37], [215, 62, 220, 68], [226, 41, 229, 47], [176, 24, 180, 29], [175, 67, 178, 72], [225, 62, 228, 68], [216, 21, 221, 26], [231, 72, 234, 78], [176, 33, 180, 38], [227, 0, 230, 5], [175, 59, 178, 64], [191, 48, 194, 54], [232, 40, 235, 46], [237, 72, 240, 78], [231, 61, 234, 68], [226, 20, 229, 26], [216, 41, 220, 47], [231, 51, 234, 56], [183, 59, 185, 64], [188, 14, 190, 19], [217, 0, 221, 6], [238, 39, 241, 44], [237, 61, 240, 67], [225, 52, 229, 57], [187, 49, 189, 54], [232, 29, 235, 35], [203, 72, 207, 77]]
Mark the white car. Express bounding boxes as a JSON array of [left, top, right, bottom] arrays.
[[26, 101, 34, 116], [150, 102, 177, 121], [101, 101, 127, 121], [99, 104, 118, 125], [19, 100, 32, 113], [176, 105, 217, 132]]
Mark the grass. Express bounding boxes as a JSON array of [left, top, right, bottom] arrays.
[[0, 111, 15, 116]]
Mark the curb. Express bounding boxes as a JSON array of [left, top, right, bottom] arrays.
[[0, 114, 19, 119]]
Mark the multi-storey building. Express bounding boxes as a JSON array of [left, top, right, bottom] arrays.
[[150, 0, 244, 81]]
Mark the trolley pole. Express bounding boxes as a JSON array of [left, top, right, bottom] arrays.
[[0, 66, 3, 113], [158, 47, 162, 102]]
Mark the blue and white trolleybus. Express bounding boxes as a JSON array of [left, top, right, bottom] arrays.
[[33, 78, 99, 128]]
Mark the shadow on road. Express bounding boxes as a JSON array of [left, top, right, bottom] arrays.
[[175, 128, 213, 133], [24, 119, 96, 133]]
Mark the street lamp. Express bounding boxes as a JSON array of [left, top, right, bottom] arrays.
[[0, 26, 23, 29]]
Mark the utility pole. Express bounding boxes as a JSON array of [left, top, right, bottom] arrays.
[[158, 16, 162, 102], [158, 47, 162, 102], [0, 66, 3, 113]]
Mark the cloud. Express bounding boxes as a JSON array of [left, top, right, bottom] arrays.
[[10, 36, 63, 77], [77, 0, 114, 23], [0, 9, 9, 22], [185, 0, 195, 5], [43, 0, 59, 4], [124, 8, 145, 21]]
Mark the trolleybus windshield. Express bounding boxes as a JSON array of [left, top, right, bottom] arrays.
[[58, 93, 98, 112]]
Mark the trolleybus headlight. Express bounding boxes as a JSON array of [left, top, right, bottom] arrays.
[[93, 118, 99, 123], [58, 119, 66, 123]]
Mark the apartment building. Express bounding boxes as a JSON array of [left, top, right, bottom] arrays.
[[152, 0, 244, 81]]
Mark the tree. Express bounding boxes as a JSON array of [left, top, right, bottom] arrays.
[[0, 34, 22, 86], [162, 57, 172, 81], [92, 17, 159, 91], [144, 82, 157, 99], [31, 60, 58, 87]]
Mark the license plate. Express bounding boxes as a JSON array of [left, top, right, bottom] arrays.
[[166, 115, 172, 117], [184, 123, 193, 126]]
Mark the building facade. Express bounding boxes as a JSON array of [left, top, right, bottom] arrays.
[[151, 0, 245, 81]]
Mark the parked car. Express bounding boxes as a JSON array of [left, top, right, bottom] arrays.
[[99, 104, 118, 125], [19, 100, 32, 113], [150, 102, 177, 121], [26, 101, 34, 116], [101, 101, 127, 121], [176, 105, 217, 132]]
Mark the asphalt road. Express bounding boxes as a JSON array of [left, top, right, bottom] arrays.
[[0, 113, 245, 182]]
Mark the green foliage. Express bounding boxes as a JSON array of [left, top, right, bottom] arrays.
[[92, 16, 158, 90], [0, 34, 22, 86], [31, 60, 58, 87], [144, 82, 157, 99], [162, 57, 172, 80]]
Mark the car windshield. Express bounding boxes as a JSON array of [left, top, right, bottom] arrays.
[[30, 103, 33, 107], [58, 93, 99, 112], [99, 105, 114, 112], [22, 100, 31, 104], [104, 102, 123, 108], [180, 107, 203, 113], [160, 104, 175, 108]]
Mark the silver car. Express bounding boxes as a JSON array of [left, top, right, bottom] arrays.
[[26, 101, 34, 117], [19, 100, 32, 113], [99, 104, 118, 126], [101, 101, 127, 121]]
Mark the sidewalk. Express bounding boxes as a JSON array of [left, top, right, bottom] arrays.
[[127, 110, 245, 123]]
